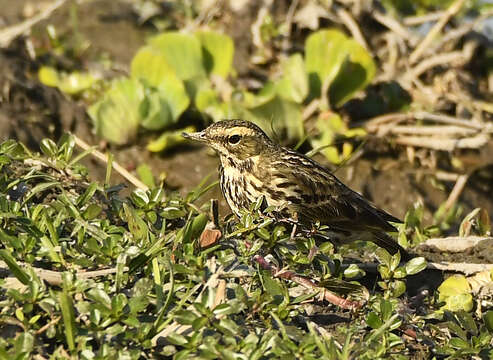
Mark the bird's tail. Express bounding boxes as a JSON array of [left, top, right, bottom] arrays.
[[371, 230, 412, 261]]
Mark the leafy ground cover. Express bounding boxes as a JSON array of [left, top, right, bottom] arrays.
[[0, 134, 492, 359], [0, 0, 493, 358]]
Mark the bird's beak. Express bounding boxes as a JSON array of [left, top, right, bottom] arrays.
[[182, 130, 207, 143]]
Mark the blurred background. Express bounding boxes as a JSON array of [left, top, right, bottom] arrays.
[[0, 0, 492, 236]]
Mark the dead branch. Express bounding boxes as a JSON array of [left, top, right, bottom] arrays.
[[412, 111, 486, 131], [443, 174, 469, 214], [336, 6, 369, 51], [394, 134, 488, 151], [418, 236, 493, 253], [0, 0, 68, 48], [408, 41, 476, 78], [73, 134, 149, 191], [403, 11, 445, 26], [388, 125, 477, 137], [372, 10, 417, 43], [0, 260, 120, 287], [409, 0, 467, 64]]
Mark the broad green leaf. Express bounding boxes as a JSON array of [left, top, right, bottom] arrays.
[[276, 53, 308, 103], [196, 31, 234, 77], [88, 78, 144, 145], [305, 29, 375, 107], [195, 87, 228, 121], [138, 88, 172, 130], [243, 94, 304, 141], [366, 312, 382, 329], [330, 39, 376, 107], [147, 126, 196, 152], [13, 332, 34, 356], [131, 46, 177, 87], [131, 47, 190, 129], [438, 275, 473, 312], [148, 32, 205, 80], [123, 203, 148, 240], [305, 29, 348, 98]]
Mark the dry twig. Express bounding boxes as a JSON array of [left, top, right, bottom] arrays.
[[409, 0, 467, 64], [73, 135, 149, 191], [253, 255, 363, 310], [0, 0, 68, 48]]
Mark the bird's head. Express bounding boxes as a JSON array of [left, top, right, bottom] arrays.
[[183, 120, 274, 161]]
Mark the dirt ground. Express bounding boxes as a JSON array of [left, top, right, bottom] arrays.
[[1, 0, 492, 237]]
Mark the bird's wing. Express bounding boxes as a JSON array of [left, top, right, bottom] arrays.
[[274, 151, 400, 232]]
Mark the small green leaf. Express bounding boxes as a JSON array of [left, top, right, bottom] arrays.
[[40, 138, 58, 157], [137, 164, 156, 189], [366, 312, 382, 329], [344, 264, 365, 279], [404, 257, 427, 275], [38, 66, 97, 95]]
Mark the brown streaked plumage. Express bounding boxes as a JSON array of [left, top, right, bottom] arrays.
[[183, 120, 410, 259]]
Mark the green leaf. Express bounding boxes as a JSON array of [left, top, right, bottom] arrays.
[[123, 203, 148, 240], [88, 77, 144, 145], [404, 257, 427, 275], [147, 126, 196, 152], [276, 53, 309, 103], [483, 311, 493, 333], [139, 85, 189, 131], [305, 29, 348, 98], [247, 95, 304, 141], [38, 66, 97, 95], [305, 29, 375, 107], [131, 46, 177, 87], [438, 275, 473, 312], [309, 113, 365, 164], [0, 249, 30, 285], [329, 40, 376, 107], [137, 164, 156, 189], [148, 32, 205, 80], [59, 290, 77, 351], [13, 331, 34, 356], [131, 47, 190, 130], [366, 312, 382, 329], [343, 264, 365, 279], [449, 337, 471, 349], [40, 138, 58, 157], [196, 31, 234, 77]]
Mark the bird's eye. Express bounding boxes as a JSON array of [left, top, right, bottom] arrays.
[[228, 134, 241, 145]]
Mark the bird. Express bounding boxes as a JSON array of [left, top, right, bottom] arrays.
[[183, 119, 410, 260]]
